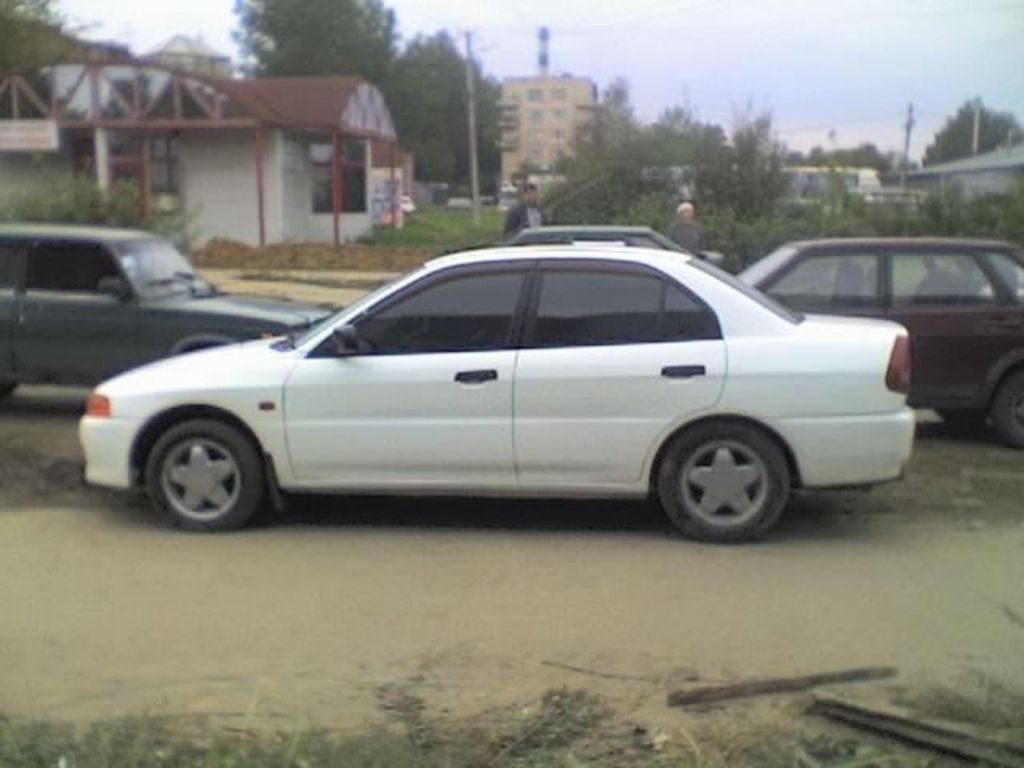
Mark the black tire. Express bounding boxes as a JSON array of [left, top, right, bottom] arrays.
[[990, 370, 1024, 448], [0, 382, 16, 399], [657, 422, 791, 543], [145, 418, 266, 531]]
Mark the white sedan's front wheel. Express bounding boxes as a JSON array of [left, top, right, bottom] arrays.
[[658, 423, 790, 542], [145, 419, 265, 531]]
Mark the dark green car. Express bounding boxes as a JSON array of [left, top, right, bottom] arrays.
[[0, 224, 330, 394]]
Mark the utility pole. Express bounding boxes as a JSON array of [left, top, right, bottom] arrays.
[[464, 30, 481, 227], [900, 102, 914, 190], [971, 98, 981, 155]]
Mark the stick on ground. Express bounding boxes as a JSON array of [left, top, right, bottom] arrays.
[[812, 693, 1024, 768], [667, 666, 897, 707]]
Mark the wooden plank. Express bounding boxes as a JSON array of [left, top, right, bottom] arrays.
[[667, 666, 897, 707], [812, 693, 1024, 768]]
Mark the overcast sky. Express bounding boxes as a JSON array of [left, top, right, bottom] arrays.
[[58, 0, 1023, 161]]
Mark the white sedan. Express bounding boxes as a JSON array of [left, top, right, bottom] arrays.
[[80, 246, 915, 542]]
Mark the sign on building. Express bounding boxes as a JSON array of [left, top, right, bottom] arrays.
[[0, 120, 59, 152]]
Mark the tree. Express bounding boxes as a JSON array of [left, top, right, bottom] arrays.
[[0, 0, 73, 72], [233, 0, 398, 86], [923, 100, 1021, 166], [387, 32, 500, 188], [233, 3, 501, 188], [787, 142, 893, 173]]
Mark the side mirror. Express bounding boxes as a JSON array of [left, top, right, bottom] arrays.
[[97, 275, 132, 301], [331, 324, 363, 356]]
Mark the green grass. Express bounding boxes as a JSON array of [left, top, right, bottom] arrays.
[[361, 206, 504, 250]]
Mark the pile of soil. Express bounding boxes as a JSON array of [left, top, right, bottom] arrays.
[[193, 239, 435, 272]]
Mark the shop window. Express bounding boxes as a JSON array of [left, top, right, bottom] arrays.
[[310, 141, 367, 214]]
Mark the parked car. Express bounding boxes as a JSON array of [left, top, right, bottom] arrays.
[[81, 245, 914, 542], [0, 224, 331, 394], [739, 238, 1024, 446], [504, 225, 727, 266]]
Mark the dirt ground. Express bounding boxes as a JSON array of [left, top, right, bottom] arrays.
[[1, 384, 1023, 752]]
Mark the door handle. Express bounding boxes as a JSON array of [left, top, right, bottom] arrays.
[[455, 369, 498, 384], [662, 365, 706, 379]]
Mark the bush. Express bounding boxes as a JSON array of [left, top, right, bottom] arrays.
[[0, 173, 193, 246]]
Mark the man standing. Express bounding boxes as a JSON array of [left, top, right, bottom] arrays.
[[503, 182, 543, 236], [668, 201, 702, 253]]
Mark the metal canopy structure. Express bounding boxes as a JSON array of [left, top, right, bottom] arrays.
[[0, 63, 397, 139], [0, 62, 400, 245]]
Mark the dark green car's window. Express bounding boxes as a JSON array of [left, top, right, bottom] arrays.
[[26, 241, 121, 293]]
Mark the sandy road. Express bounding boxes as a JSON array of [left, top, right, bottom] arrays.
[[1, 387, 1023, 734]]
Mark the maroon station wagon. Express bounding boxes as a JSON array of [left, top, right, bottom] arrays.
[[740, 238, 1024, 446]]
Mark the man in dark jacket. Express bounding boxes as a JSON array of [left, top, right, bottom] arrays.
[[503, 182, 543, 235]]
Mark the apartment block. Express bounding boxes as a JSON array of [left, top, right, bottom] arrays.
[[499, 75, 597, 181]]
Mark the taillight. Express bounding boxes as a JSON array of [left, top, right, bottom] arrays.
[[86, 393, 112, 418], [886, 335, 911, 394]]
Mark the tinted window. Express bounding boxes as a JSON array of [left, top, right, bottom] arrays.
[[0, 242, 19, 288], [27, 241, 120, 293], [356, 270, 525, 354], [767, 253, 880, 308], [891, 252, 998, 307], [983, 251, 1024, 302], [663, 282, 720, 340], [530, 269, 718, 347]]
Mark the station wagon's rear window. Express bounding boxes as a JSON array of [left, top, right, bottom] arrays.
[[0, 243, 18, 287]]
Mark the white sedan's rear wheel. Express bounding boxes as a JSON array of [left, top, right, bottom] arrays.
[[145, 419, 265, 531], [658, 422, 790, 542]]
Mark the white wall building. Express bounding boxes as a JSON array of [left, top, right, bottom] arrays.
[[0, 63, 404, 246]]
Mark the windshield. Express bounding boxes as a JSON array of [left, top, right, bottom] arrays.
[[112, 239, 216, 298], [690, 256, 804, 324], [286, 269, 417, 348]]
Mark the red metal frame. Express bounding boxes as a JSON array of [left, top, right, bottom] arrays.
[[255, 127, 266, 247], [332, 129, 341, 247]]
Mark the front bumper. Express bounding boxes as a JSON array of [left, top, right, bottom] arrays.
[[79, 415, 140, 489]]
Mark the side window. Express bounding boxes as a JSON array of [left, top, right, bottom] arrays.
[[662, 282, 720, 340], [766, 253, 880, 309], [26, 241, 120, 293], [356, 270, 525, 354], [0, 243, 19, 288], [530, 268, 718, 347], [983, 251, 1024, 302], [891, 252, 998, 308]]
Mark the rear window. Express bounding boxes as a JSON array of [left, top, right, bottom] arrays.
[[691, 258, 804, 324], [0, 242, 19, 288]]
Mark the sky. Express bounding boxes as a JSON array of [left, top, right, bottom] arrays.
[[58, 0, 1024, 161]]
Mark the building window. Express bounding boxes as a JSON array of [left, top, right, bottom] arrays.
[[148, 136, 178, 195], [530, 109, 543, 123], [310, 141, 367, 214], [552, 88, 567, 101], [554, 128, 565, 143], [527, 88, 544, 102], [553, 108, 566, 120]]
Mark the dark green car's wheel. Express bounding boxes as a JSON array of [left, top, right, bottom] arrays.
[[658, 422, 790, 542], [145, 419, 266, 531], [0, 382, 17, 399], [990, 370, 1024, 448]]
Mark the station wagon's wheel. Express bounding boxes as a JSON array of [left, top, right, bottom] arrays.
[[0, 382, 16, 399], [990, 370, 1024, 448], [145, 419, 266, 531], [657, 423, 790, 542]]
